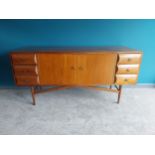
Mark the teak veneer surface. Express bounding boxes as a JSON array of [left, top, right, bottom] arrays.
[[10, 46, 143, 104], [11, 46, 142, 54], [37, 53, 117, 85]]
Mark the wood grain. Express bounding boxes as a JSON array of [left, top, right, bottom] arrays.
[[117, 64, 140, 74], [13, 65, 38, 76], [118, 54, 142, 64], [15, 76, 39, 85], [116, 74, 137, 85], [11, 53, 37, 65], [37, 53, 77, 85], [76, 53, 117, 85], [10, 49, 143, 105], [37, 53, 117, 85]]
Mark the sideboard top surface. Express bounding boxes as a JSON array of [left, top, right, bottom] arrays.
[[11, 46, 142, 54]]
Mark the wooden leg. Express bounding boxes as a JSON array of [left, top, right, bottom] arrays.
[[117, 85, 122, 104], [31, 87, 36, 105]]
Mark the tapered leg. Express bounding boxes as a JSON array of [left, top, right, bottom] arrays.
[[117, 85, 122, 104], [31, 87, 36, 105]]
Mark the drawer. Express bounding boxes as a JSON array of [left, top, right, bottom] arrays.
[[13, 65, 38, 75], [11, 54, 37, 65], [116, 74, 137, 85], [15, 76, 39, 85], [118, 54, 142, 64], [117, 64, 139, 74]]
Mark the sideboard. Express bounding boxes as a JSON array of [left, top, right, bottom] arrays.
[[10, 47, 142, 105]]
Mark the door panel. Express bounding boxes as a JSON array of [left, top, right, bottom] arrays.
[[76, 53, 117, 85], [37, 53, 117, 86], [37, 53, 76, 85], [63, 54, 77, 85]]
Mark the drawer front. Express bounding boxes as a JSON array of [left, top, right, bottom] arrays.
[[116, 74, 137, 85], [117, 64, 139, 74], [15, 76, 39, 85], [118, 54, 142, 64], [12, 54, 37, 65], [13, 65, 38, 75]]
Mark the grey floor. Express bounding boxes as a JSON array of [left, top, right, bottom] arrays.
[[0, 87, 155, 135]]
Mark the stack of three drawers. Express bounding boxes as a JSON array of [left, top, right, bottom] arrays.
[[116, 53, 142, 85], [11, 53, 39, 86]]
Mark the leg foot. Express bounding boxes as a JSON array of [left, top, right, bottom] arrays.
[[109, 85, 112, 89], [117, 85, 122, 104], [31, 87, 36, 105]]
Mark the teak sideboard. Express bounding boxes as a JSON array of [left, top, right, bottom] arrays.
[[10, 47, 142, 105]]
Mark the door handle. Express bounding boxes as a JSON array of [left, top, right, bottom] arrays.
[[124, 78, 128, 82], [70, 66, 75, 70], [78, 66, 83, 70], [126, 68, 130, 72]]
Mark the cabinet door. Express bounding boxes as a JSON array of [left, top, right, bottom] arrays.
[[63, 54, 77, 85], [76, 53, 117, 85], [37, 53, 76, 85]]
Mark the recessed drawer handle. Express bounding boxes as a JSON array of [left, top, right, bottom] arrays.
[[124, 79, 128, 82], [127, 58, 132, 61], [23, 79, 29, 82], [126, 68, 130, 72], [16, 60, 25, 62], [70, 66, 75, 70], [23, 70, 30, 73], [78, 66, 83, 70]]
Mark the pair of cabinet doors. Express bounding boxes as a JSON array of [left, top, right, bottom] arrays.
[[37, 53, 117, 86]]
